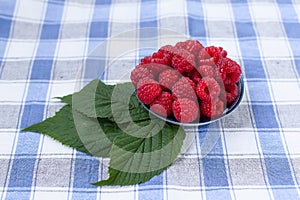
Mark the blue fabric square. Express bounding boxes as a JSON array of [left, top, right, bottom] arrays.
[[205, 189, 232, 200], [0, 18, 12, 38], [138, 189, 163, 200], [258, 131, 286, 154], [0, 0, 15, 16], [73, 156, 99, 188], [84, 58, 106, 80], [44, 1, 65, 22], [283, 23, 300, 38], [26, 82, 49, 102], [35, 42, 57, 58], [139, 174, 163, 200], [5, 191, 31, 200], [235, 22, 256, 37], [272, 188, 299, 200], [0, 40, 7, 61], [203, 158, 228, 187], [247, 81, 271, 102], [21, 104, 45, 129], [30, 60, 53, 80], [239, 40, 261, 59], [140, 20, 157, 29], [264, 157, 295, 185], [243, 59, 266, 79], [72, 192, 97, 200], [188, 17, 206, 37], [8, 158, 36, 187], [89, 22, 109, 38], [140, 173, 163, 186], [294, 59, 300, 75], [252, 105, 278, 129], [40, 24, 61, 39], [141, 0, 157, 19]]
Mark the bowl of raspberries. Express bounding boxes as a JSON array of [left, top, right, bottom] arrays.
[[130, 40, 244, 126]]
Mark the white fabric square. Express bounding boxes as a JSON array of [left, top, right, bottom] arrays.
[[56, 40, 86, 58], [34, 191, 68, 200], [49, 81, 77, 99], [271, 81, 300, 102], [64, 2, 94, 23], [159, 0, 186, 17], [112, 2, 139, 22], [0, 82, 26, 102], [101, 190, 135, 200], [15, 0, 45, 22], [6, 40, 36, 59], [284, 132, 300, 155], [0, 132, 15, 154], [168, 190, 203, 200], [224, 131, 259, 155], [250, 3, 280, 21], [203, 2, 232, 20], [259, 39, 290, 58], [235, 189, 271, 200], [41, 136, 73, 155]]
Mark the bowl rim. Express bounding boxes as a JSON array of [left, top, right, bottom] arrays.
[[139, 75, 245, 127]]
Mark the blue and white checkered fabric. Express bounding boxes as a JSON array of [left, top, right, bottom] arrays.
[[0, 0, 300, 199]]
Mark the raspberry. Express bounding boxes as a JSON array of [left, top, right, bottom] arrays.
[[197, 65, 215, 77], [136, 77, 162, 104], [159, 69, 181, 90], [159, 45, 177, 57], [175, 40, 204, 55], [172, 49, 196, 73], [198, 46, 227, 66], [130, 65, 154, 87], [172, 77, 197, 100], [196, 77, 220, 101], [140, 48, 173, 66], [172, 98, 200, 123], [141, 63, 170, 78], [225, 82, 238, 105], [216, 57, 242, 83], [200, 99, 224, 119], [186, 69, 202, 83], [150, 91, 173, 117]]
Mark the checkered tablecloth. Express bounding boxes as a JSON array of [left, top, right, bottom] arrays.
[[1, 0, 300, 199]]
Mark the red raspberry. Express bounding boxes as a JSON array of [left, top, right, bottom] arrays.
[[216, 57, 242, 83], [130, 65, 154, 87], [172, 98, 200, 123], [198, 46, 227, 66], [172, 49, 196, 73], [175, 40, 204, 55], [200, 99, 224, 119], [225, 82, 238, 105], [159, 45, 177, 57], [150, 91, 173, 117], [136, 77, 162, 104], [159, 69, 181, 90], [197, 65, 215, 77], [196, 77, 220, 101], [172, 77, 197, 100], [141, 63, 170, 78], [186, 69, 202, 83], [140, 47, 173, 66]]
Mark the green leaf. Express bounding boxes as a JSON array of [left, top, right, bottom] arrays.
[[59, 80, 114, 118], [93, 121, 186, 186], [60, 80, 150, 123], [23, 105, 123, 158]]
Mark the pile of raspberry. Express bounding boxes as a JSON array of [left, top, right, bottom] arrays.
[[130, 40, 242, 123]]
